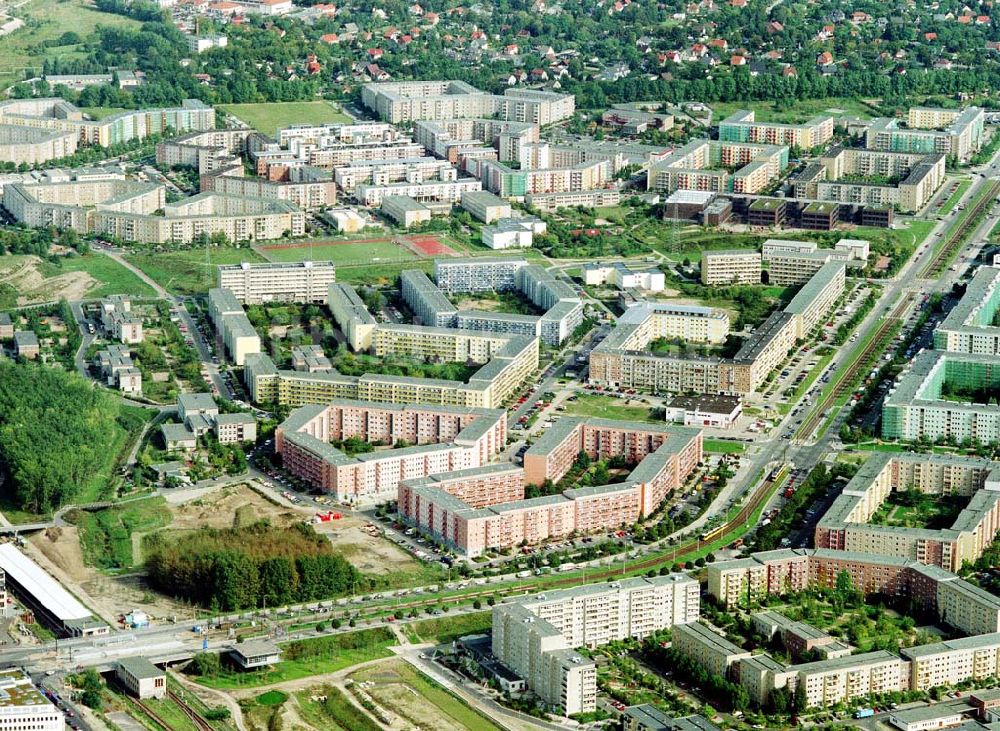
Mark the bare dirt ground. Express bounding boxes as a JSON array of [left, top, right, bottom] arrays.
[[169, 484, 302, 531], [350, 660, 469, 731], [27, 485, 420, 627], [454, 297, 502, 312], [319, 519, 423, 574], [26, 485, 304, 625], [0, 255, 95, 305], [28, 526, 198, 624]]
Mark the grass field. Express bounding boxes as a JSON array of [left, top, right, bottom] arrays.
[[709, 97, 877, 123], [78, 106, 128, 120], [401, 611, 491, 644], [295, 687, 381, 731], [124, 248, 265, 296], [258, 241, 416, 266], [41, 253, 157, 298], [193, 628, 395, 690], [351, 661, 505, 731], [68, 496, 171, 571], [702, 439, 746, 454], [218, 101, 351, 136], [0, 0, 140, 88], [938, 178, 972, 215], [564, 394, 660, 422]]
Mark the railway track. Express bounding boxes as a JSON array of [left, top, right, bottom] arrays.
[[168, 689, 215, 731], [795, 292, 916, 441], [919, 179, 1000, 279]]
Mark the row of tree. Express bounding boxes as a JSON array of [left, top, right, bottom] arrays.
[[145, 521, 361, 610]]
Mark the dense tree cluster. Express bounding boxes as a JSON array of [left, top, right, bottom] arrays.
[[145, 521, 361, 610], [0, 362, 130, 512]]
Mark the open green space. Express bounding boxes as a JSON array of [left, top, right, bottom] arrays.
[[0, 0, 140, 88], [702, 439, 745, 455], [67, 496, 171, 570], [217, 102, 350, 136], [401, 611, 491, 644], [78, 106, 128, 120], [938, 178, 972, 215], [709, 97, 877, 124], [332, 351, 478, 382], [869, 490, 968, 530], [352, 660, 506, 731], [258, 240, 416, 266], [294, 687, 382, 731], [191, 628, 395, 689], [336, 260, 432, 286], [564, 394, 660, 423], [43, 253, 157, 298], [124, 248, 265, 296]]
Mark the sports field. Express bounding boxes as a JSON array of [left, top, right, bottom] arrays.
[[217, 101, 351, 135], [258, 240, 417, 266]]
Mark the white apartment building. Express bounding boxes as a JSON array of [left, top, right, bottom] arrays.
[[217, 261, 336, 304], [492, 575, 699, 715], [355, 177, 481, 206], [701, 250, 763, 285]]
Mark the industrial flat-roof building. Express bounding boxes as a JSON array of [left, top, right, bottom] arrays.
[[0, 543, 107, 637]]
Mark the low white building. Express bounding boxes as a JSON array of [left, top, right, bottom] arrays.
[[482, 216, 547, 250], [584, 262, 665, 292], [115, 657, 166, 699], [664, 395, 742, 430]]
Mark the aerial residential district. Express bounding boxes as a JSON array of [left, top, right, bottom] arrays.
[[10, 4, 1000, 731]]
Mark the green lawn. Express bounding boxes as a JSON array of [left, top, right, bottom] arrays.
[[401, 611, 491, 644], [0, 0, 140, 88], [217, 102, 351, 136], [710, 97, 877, 123], [124, 248, 266, 296], [937, 178, 972, 215], [192, 628, 395, 690], [702, 439, 745, 454], [79, 106, 128, 120], [67, 496, 171, 570], [258, 240, 416, 266], [564, 394, 660, 422], [40, 253, 157, 298]]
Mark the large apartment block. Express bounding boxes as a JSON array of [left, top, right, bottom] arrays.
[[701, 249, 763, 285], [208, 288, 261, 365], [202, 164, 337, 210], [218, 261, 336, 305], [590, 262, 844, 395], [718, 110, 834, 149], [3, 180, 305, 244], [0, 123, 77, 165], [647, 140, 789, 195], [361, 81, 574, 126], [867, 107, 985, 162], [934, 265, 1000, 355], [815, 453, 1000, 572], [400, 269, 457, 327], [707, 548, 1000, 638], [434, 257, 527, 293], [399, 419, 702, 556], [274, 400, 506, 505], [492, 576, 698, 715], [0, 98, 215, 148], [882, 350, 1000, 442]]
